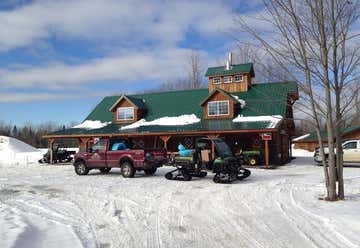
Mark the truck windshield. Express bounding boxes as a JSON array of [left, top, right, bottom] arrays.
[[214, 140, 233, 158]]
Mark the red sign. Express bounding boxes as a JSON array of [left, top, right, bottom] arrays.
[[261, 133, 272, 141]]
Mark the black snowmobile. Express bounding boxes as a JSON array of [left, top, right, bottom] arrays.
[[39, 144, 76, 164], [165, 138, 251, 184]]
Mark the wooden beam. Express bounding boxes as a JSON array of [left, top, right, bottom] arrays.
[[43, 129, 279, 139], [207, 134, 219, 159], [78, 137, 90, 152], [159, 135, 171, 149], [264, 140, 269, 167]]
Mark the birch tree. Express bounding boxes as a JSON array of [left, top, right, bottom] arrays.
[[236, 0, 360, 200]]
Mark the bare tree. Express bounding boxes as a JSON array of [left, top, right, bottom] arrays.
[[187, 52, 204, 89], [236, 0, 360, 201], [156, 51, 205, 91], [235, 43, 293, 82]]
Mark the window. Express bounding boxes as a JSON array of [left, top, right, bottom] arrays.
[[343, 142, 357, 150], [224, 76, 232, 83], [117, 107, 134, 121], [92, 140, 106, 151], [208, 101, 229, 116], [213, 77, 221, 84], [234, 75, 243, 82]]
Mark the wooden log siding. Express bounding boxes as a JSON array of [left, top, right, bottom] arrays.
[[111, 98, 141, 124], [293, 128, 360, 152], [203, 91, 234, 119], [208, 74, 251, 93]]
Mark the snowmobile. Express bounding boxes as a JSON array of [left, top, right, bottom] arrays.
[[39, 144, 76, 164], [165, 138, 251, 184]]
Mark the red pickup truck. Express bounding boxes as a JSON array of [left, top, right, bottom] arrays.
[[73, 138, 167, 177]]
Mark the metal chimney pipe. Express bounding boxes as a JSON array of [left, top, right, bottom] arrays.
[[225, 59, 230, 70], [228, 52, 232, 66]]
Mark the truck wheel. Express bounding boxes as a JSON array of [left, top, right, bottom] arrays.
[[144, 167, 157, 175], [74, 161, 89, 175], [99, 168, 111, 174], [121, 162, 135, 178]]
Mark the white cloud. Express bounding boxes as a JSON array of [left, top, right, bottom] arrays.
[[0, 0, 238, 52], [0, 0, 270, 101], [0, 47, 212, 89], [0, 90, 114, 103]]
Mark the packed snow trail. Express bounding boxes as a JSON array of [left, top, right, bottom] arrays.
[[1, 155, 360, 247]]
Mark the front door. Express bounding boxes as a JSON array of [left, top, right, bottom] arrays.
[[342, 141, 359, 162], [87, 140, 107, 167]]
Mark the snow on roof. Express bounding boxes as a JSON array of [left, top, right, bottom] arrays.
[[232, 115, 283, 128], [73, 120, 111, 129], [121, 114, 200, 130], [231, 95, 246, 109], [292, 133, 310, 141]]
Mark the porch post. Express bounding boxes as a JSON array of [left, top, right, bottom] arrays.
[[159, 135, 171, 149], [78, 138, 90, 152], [207, 134, 219, 159], [49, 138, 55, 164], [264, 140, 269, 167]]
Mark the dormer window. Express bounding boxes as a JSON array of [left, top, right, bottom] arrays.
[[117, 107, 134, 121], [234, 75, 243, 82], [213, 77, 221, 84], [208, 101, 229, 116], [224, 76, 232, 83]]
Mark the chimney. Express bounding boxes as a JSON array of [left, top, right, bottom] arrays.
[[225, 52, 232, 70]]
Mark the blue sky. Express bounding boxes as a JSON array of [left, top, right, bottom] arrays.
[[0, 0, 264, 126]]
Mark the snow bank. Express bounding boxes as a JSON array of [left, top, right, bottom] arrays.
[[73, 120, 111, 129], [231, 95, 246, 109], [293, 133, 310, 141], [0, 136, 42, 165], [121, 114, 200, 130], [232, 115, 283, 128], [292, 147, 314, 157]]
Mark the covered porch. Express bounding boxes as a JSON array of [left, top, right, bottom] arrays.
[[44, 128, 291, 166]]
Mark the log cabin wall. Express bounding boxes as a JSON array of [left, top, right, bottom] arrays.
[[344, 129, 360, 140], [112, 98, 140, 124], [208, 74, 251, 92], [203, 91, 235, 119], [293, 142, 319, 152]]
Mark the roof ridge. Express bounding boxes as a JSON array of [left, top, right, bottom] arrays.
[[252, 81, 297, 85], [207, 62, 253, 69]]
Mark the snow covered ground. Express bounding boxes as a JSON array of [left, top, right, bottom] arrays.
[[1, 149, 360, 247]]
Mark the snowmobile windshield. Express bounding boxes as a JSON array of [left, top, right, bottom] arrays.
[[214, 140, 233, 158]]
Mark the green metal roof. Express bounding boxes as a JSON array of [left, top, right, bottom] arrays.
[[294, 125, 360, 142], [49, 81, 298, 136], [205, 63, 254, 77]]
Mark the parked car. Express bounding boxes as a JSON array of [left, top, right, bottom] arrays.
[[314, 140, 360, 165], [73, 138, 168, 177]]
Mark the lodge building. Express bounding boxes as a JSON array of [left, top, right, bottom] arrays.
[[44, 54, 299, 165]]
